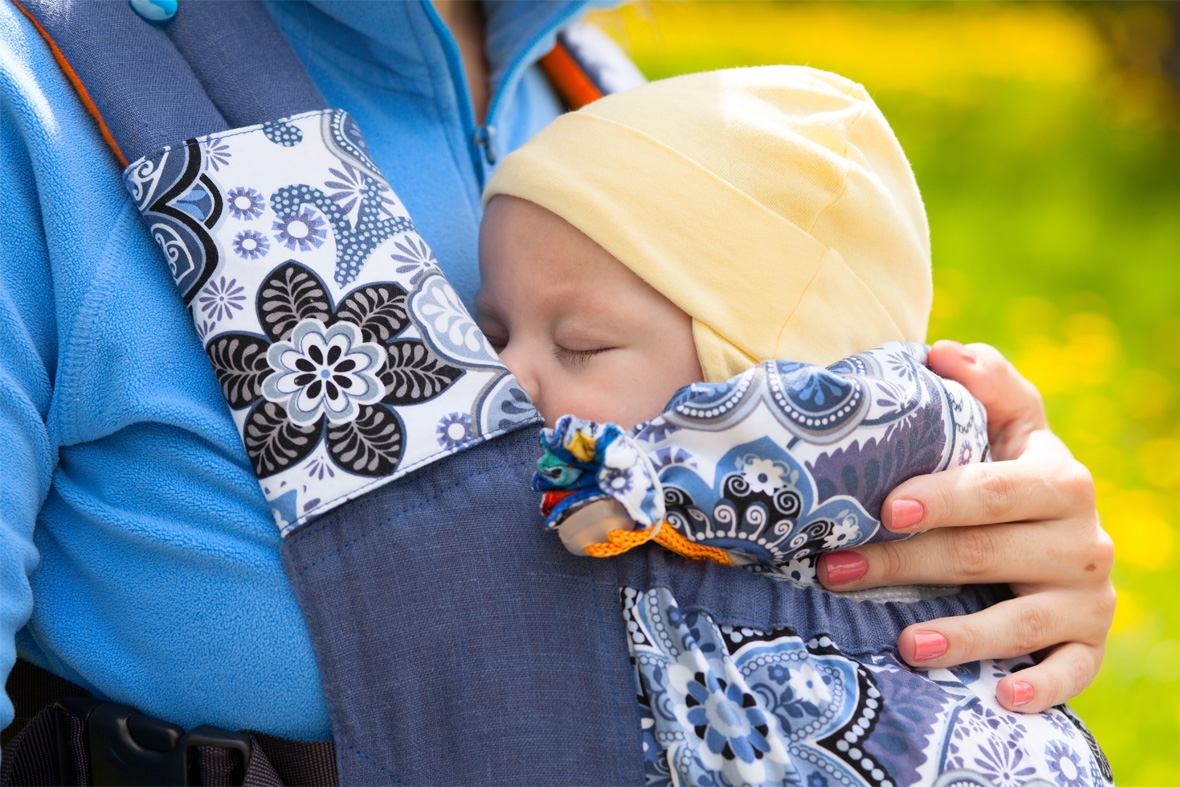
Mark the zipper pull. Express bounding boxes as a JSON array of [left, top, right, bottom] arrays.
[[473, 125, 498, 165]]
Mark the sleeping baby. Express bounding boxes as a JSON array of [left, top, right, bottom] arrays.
[[475, 67, 1110, 787]]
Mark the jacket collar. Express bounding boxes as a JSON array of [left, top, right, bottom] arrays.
[[303, 0, 599, 101]]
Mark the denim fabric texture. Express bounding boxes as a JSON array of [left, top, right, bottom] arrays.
[[281, 425, 1005, 784], [18, 0, 327, 163], [19, 0, 225, 162], [616, 550, 1007, 658], [282, 427, 646, 785], [160, 1, 327, 131]]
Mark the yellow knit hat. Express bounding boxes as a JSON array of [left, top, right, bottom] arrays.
[[483, 66, 931, 383]]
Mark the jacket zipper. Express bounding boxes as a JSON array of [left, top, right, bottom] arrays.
[[423, 0, 587, 177], [476, 1, 585, 167], [422, 0, 484, 176]]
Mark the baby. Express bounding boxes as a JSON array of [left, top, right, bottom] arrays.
[[476, 68, 1110, 787]]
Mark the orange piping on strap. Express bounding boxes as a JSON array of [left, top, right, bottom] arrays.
[[584, 522, 734, 566], [10, 0, 129, 167], [538, 41, 604, 111]]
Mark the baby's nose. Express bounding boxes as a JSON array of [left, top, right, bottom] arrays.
[[497, 344, 541, 406]]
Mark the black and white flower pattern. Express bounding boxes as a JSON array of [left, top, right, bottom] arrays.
[[125, 109, 540, 534], [821, 512, 860, 550], [262, 319, 384, 425], [206, 261, 464, 478], [739, 456, 789, 494]]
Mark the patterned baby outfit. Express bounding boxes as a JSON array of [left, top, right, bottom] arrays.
[[537, 343, 1112, 787]]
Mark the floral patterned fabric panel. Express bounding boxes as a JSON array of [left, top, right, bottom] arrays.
[[123, 110, 540, 534], [536, 342, 989, 577], [628, 587, 1112, 787]]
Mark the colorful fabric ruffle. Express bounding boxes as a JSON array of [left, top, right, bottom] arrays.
[[536, 342, 989, 573]]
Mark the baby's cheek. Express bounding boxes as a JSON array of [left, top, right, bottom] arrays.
[[524, 368, 626, 429], [566, 369, 685, 429], [534, 382, 619, 429], [529, 347, 700, 429]]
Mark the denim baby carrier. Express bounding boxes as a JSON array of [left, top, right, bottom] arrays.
[[2, 3, 1086, 786]]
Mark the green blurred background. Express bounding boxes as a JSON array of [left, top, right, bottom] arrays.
[[588, 2, 1180, 783]]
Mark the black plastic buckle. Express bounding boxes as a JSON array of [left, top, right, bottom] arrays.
[[53, 697, 252, 786]]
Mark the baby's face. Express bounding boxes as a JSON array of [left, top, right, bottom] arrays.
[[476, 196, 703, 428]]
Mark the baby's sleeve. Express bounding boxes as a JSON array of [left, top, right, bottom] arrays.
[[534, 342, 988, 575]]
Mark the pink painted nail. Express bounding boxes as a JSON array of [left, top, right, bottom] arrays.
[[823, 552, 867, 585], [890, 499, 925, 530], [911, 630, 949, 661], [1011, 680, 1035, 707]]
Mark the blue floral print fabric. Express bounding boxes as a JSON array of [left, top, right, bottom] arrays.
[[538, 344, 1111, 785], [627, 587, 1111, 787], [537, 342, 989, 577], [122, 110, 541, 534]]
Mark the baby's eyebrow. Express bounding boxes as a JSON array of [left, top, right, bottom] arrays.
[[553, 315, 616, 335]]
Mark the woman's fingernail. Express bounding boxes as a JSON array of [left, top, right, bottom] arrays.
[[890, 499, 925, 530], [945, 340, 977, 364], [911, 630, 949, 661], [1011, 680, 1035, 707], [824, 552, 867, 585]]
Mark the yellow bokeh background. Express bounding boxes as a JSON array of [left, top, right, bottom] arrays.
[[591, 2, 1180, 783]]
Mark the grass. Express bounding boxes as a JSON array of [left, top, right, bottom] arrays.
[[588, 2, 1180, 782]]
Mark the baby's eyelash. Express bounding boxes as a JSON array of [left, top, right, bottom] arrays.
[[553, 346, 605, 366]]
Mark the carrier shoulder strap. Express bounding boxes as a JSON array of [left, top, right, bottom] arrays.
[[12, 0, 324, 165], [8, 4, 650, 784], [12, 0, 634, 167]]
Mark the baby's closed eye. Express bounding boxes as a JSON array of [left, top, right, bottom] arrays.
[[552, 345, 609, 366]]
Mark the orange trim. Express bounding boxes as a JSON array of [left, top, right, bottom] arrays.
[[583, 524, 658, 557], [654, 526, 734, 566], [10, 0, 129, 167], [583, 521, 734, 566], [538, 42, 604, 112]]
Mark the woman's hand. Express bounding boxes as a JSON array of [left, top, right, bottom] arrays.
[[816, 340, 1115, 713]]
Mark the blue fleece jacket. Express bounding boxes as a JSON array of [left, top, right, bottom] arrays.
[[0, 0, 593, 740]]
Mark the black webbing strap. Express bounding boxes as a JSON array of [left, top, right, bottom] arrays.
[[248, 735, 336, 787], [0, 704, 87, 787], [2, 662, 337, 786], [2, 660, 88, 750]]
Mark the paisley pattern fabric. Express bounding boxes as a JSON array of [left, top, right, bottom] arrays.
[[628, 587, 1112, 787], [537, 342, 989, 576], [123, 110, 540, 534], [537, 345, 1109, 785]]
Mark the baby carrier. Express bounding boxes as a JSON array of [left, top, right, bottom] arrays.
[[2, 3, 1106, 786]]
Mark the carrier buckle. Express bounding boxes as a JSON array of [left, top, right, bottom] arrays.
[[53, 697, 252, 786]]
